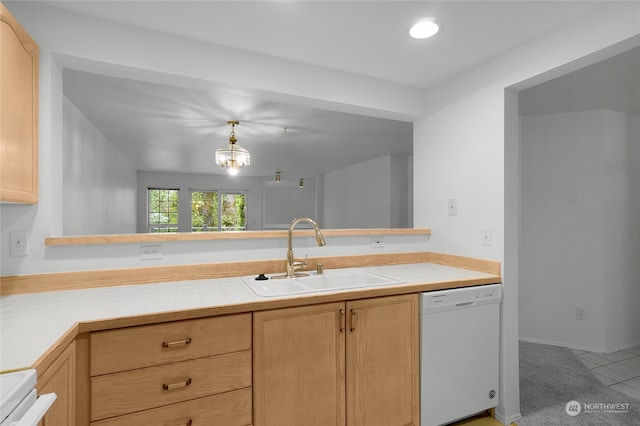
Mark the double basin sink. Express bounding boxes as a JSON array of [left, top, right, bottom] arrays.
[[241, 268, 405, 297]]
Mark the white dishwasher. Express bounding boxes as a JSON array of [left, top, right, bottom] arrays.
[[420, 284, 502, 426]]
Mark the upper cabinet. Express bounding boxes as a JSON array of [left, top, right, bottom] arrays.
[[0, 2, 39, 204]]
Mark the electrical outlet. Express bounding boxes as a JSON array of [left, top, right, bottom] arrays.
[[371, 237, 385, 249], [10, 230, 28, 257], [140, 245, 163, 260], [576, 307, 586, 320]]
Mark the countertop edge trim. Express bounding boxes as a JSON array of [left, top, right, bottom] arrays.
[[75, 276, 501, 333]]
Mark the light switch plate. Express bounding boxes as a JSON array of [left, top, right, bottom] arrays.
[[481, 228, 492, 246], [10, 230, 29, 257], [448, 198, 458, 216]]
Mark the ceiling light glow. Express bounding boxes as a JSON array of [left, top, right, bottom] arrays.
[[410, 19, 440, 39]]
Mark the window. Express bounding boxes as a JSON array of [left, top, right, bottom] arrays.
[[221, 192, 246, 231], [192, 191, 246, 232], [191, 191, 218, 231], [148, 188, 179, 233]]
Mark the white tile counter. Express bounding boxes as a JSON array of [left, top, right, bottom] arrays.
[[0, 263, 500, 372]]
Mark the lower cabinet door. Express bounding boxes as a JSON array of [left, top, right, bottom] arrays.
[[90, 388, 252, 426], [346, 294, 420, 426], [253, 302, 346, 426]]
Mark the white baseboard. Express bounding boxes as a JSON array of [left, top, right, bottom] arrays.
[[606, 339, 640, 354], [518, 336, 640, 354], [494, 410, 522, 425]]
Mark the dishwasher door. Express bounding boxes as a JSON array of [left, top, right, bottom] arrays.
[[420, 284, 502, 426]]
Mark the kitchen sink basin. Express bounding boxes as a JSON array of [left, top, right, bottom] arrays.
[[241, 268, 405, 297]]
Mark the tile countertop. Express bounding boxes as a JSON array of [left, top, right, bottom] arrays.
[[0, 263, 501, 373]]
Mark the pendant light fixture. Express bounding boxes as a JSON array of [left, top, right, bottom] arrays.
[[275, 171, 281, 182], [299, 178, 304, 188], [215, 120, 250, 175]]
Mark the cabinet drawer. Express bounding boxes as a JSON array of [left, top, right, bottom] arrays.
[[91, 313, 251, 376], [90, 387, 252, 426], [91, 350, 252, 421]]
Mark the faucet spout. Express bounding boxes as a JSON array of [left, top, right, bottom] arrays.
[[285, 217, 326, 278]]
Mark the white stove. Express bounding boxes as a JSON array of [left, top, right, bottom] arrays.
[[0, 370, 56, 426]]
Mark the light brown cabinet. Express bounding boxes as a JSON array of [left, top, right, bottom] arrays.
[[253, 294, 420, 426], [89, 314, 252, 425], [36, 341, 76, 426], [254, 302, 346, 426], [0, 2, 39, 204]]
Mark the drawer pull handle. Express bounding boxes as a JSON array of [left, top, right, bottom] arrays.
[[164, 420, 192, 426], [162, 378, 192, 391], [162, 337, 192, 348]]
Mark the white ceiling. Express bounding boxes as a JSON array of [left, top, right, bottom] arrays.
[[48, 1, 600, 88], [63, 69, 414, 177], [48, 1, 609, 177]]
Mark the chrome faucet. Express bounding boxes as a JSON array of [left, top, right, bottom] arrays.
[[284, 216, 326, 278]]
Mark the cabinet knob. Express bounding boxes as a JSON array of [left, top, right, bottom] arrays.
[[164, 420, 193, 426]]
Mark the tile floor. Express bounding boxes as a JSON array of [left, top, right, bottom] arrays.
[[573, 345, 640, 400]]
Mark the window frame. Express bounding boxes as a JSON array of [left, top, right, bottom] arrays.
[[190, 189, 247, 232], [147, 188, 180, 233]]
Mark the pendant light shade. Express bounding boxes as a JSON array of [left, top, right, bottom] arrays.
[[215, 120, 250, 174]]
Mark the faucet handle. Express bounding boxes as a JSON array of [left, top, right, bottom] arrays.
[[292, 255, 308, 271]]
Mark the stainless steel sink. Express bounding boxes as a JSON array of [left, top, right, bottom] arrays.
[[241, 268, 405, 297]]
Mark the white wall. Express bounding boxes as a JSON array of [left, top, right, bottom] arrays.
[[519, 110, 640, 353], [414, 3, 640, 423], [264, 177, 321, 228], [604, 112, 640, 351], [391, 154, 413, 228], [323, 154, 411, 229], [63, 97, 137, 235]]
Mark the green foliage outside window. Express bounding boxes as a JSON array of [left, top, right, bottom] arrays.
[[192, 191, 246, 232], [148, 188, 179, 233], [192, 191, 218, 231], [221, 193, 246, 231]]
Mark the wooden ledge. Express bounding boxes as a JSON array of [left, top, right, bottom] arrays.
[[44, 228, 431, 246]]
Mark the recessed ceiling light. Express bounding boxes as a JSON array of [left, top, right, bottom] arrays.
[[409, 19, 440, 39]]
